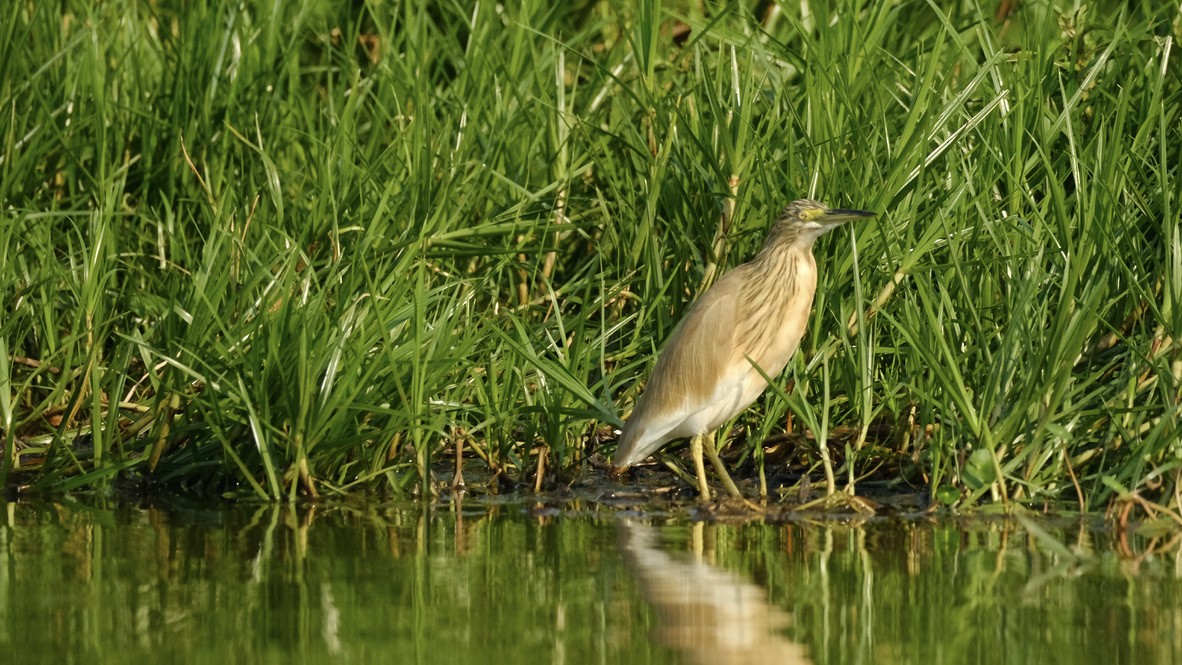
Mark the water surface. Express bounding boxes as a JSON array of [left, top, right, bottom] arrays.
[[1, 499, 1178, 664]]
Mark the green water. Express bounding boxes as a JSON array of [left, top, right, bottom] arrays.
[[0, 500, 1178, 664]]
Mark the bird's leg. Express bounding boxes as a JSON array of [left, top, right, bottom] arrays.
[[701, 431, 743, 499], [690, 433, 712, 500], [702, 433, 764, 511], [818, 436, 837, 496]]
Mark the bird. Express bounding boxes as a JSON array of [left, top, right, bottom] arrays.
[[613, 199, 875, 503]]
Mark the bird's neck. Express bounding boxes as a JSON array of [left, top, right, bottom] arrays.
[[754, 231, 817, 265], [749, 237, 818, 297]]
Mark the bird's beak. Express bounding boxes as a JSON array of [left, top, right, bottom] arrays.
[[822, 208, 876, 227]]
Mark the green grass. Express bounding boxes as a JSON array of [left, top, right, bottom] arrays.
[[1, 1, 1180, 513]]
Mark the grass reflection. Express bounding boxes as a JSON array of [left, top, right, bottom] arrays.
[[0, 501, 1180, 664]]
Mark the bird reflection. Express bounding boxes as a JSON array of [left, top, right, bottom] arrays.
[[619, 522, 811, 665]]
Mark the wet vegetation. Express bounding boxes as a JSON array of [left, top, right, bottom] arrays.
[[2, 1, 1181, 515]]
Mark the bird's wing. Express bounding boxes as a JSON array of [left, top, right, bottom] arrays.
[[615, 270, 748, 465], [644, 270, 747, 411]]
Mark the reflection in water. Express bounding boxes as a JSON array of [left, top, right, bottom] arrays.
[[0, 500, 670, 665], [1, 500, 1182, 664], [620, 521, 810, 665]]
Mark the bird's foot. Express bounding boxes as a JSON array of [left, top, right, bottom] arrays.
[[794, 490, 878, 515], [694, 433, 765, 511], [711, 492, 765, 513], [696, 493, 766, 516]]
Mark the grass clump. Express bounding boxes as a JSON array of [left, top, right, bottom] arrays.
[[1, 1, 1180, 514]]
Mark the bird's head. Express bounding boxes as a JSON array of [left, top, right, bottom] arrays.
[[767, 199, 876, 248]]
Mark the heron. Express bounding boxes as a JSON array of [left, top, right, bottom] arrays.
[[613, 199, 875, 504]]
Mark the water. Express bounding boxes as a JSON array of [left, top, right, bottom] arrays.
[[1, 499, 1179, 664]]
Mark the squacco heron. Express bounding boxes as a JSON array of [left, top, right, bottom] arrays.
[[613, 199, 875, 502]]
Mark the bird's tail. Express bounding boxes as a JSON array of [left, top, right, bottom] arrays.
[[613, 424, 644, 470]]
